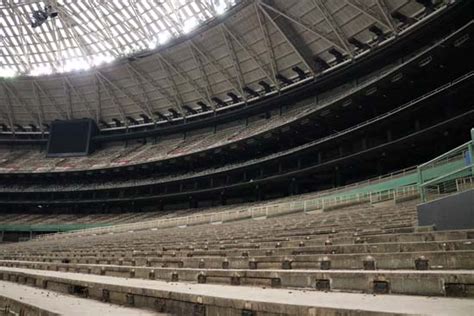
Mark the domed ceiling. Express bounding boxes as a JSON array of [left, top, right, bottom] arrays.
[[0, 0, 438, 130]]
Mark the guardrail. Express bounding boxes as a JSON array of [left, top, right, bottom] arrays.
[[422, 171, 473, 202], [418, 135, 474, 202], [456, 176, 474, 192]]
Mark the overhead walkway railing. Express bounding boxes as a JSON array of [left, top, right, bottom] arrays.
[[417, 128, 474, 202]]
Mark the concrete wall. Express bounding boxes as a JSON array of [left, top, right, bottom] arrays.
[[417, 189, 474, 230]]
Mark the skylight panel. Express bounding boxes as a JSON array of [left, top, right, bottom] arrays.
[[30, 63, 53, 76], [63, 57, 89, 72], [6, 15, 15, 26], [149, 23, 159, 34], [116, 36, 128, 48], [45, 32, 54, 42], [107, 13, 118, 25], [158, 31, 171, 45], [128, 18, 139, 30], [0, 67, 17, 78], [50, 41, 58, 51], [142, 13, 153, 24], [40, 53, 48, 63], [75, 1, 88, 13], [215, 0, 231, 15], [155, 19, 166, 31], [115, 24, 126, 35], [123, 33, 133, 43], [142, 3, 152, 14], [9, 36, 18, 47], [5, 27, 13, 37], [183, 17, 198, 34], [110, 27, 120, 38], [130, 30, 141, 41]]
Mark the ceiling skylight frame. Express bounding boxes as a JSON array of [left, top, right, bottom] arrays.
[[0, 0, 237, 77]]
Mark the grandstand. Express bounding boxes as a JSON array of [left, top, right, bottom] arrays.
[[0, 0, 473, 314]]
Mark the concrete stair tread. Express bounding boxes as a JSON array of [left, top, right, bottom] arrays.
[[0, 266, 473, 316], [4, 259, 474, 275], [0, 280, 159, 316]]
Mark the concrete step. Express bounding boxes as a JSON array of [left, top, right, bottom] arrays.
[[8, 228, 473, 257], [5, 250, 474, 270], [19, 239, 473, 259], [0, 266, 473, 316], [1, 260, 473, 297], [0, 280, 159, 316]]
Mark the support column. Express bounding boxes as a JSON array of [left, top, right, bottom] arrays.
[[289, 177, 298, 196], [377, 159, 383, 175], [469, 142, 474, 166], [362, 137, 368, 150], [189, 196, 198, 209], [414, 120, 421, 131], [417, 166, 425, 202], [255, 184, 262, 201], [220, 190, 227, 206], [469, 128, 474, 175], [334, 166, 341, 187]]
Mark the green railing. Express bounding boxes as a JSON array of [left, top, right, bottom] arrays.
[[417, 128, 474, 202]]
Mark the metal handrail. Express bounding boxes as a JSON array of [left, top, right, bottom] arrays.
[[418, 140, 473, 169], [421, 164, 473, 188]]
